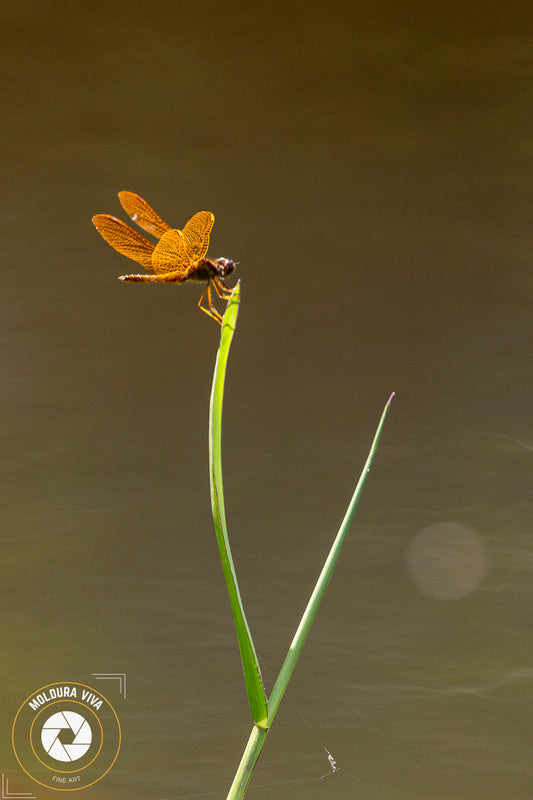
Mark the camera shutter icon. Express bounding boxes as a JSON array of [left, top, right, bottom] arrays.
[[41, 711, 92, 762]]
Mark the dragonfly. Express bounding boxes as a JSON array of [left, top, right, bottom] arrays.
[[92, 191, 236, 323]]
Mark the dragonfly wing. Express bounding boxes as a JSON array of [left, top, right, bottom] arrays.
[[181, 211, 215, 262], [118, 191, 172, 239], [92, 214, 155, 270], [151, 228, 191, 276]]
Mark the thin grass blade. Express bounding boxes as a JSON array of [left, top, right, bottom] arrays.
[[267, 392, 395, 724], [209, 282, 268, 728]]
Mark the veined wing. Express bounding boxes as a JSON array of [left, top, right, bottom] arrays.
[[118, 191, 172, 239], [151, 228, 191, 276], [181, 211, 215, 262], [92, 214, 155, 270]]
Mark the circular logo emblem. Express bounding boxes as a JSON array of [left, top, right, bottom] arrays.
[[12, 682, 121, 791]]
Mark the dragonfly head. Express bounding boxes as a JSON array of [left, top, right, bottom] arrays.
[[214, 257, 237, 279]]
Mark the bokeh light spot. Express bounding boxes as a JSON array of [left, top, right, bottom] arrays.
[[406, 522, 488, 600]]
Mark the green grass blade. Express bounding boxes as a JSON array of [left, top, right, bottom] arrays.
[[226, 725, 267, 800], [267, 392, 395, 725], [209, 282, 268, 728]]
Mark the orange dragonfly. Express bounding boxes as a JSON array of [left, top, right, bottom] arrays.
[[92, 191, 236, 323]]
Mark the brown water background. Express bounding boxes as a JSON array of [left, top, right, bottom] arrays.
[[1, 2, 532, 798]]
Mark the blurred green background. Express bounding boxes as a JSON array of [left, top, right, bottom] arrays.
[[1, 2, 531, 798]]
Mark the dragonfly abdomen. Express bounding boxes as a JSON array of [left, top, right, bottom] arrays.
[[119, 272, 186, 283]]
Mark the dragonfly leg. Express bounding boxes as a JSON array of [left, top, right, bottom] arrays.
[[206, 283, 224, 322], [198, 282, 223, 324], [212, 277, 234, 299]]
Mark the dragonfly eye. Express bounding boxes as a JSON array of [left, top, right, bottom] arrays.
[[215, 257, 236, 277]]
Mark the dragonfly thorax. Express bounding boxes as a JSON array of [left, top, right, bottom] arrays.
[[189, 257, 236, 283]]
